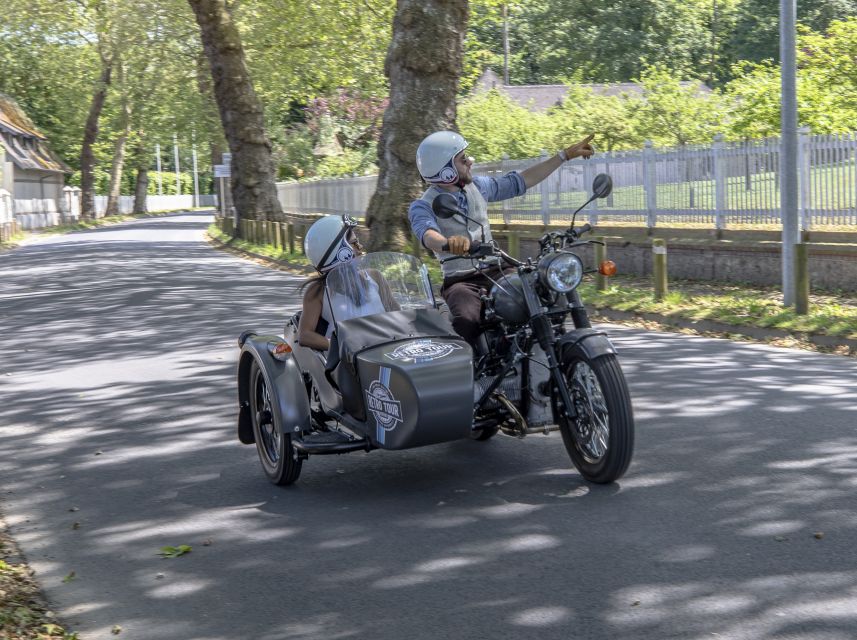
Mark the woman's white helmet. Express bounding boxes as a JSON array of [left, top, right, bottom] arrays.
[[305, 214, 359, 273], [416, 131, 469, 184]]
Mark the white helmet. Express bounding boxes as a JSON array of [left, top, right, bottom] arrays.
[[304, 215, 359, 273], [416, 131, 469, 184]]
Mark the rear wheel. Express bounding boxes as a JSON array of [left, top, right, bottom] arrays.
[[249, 360, 302, 485], [556, 353, 634, 484]]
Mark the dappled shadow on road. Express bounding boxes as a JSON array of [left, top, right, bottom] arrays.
[[1, 214, 857, 639]]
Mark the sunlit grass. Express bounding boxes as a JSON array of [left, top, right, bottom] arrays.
[[580, 276, 857, 338], [208, 224, 312, 268]]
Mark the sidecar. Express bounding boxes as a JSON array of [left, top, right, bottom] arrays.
[[236, 251, 475, 485]]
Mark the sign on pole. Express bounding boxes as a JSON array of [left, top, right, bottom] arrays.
[[213, 164, 231, 178], [222, 152, 232, 165]]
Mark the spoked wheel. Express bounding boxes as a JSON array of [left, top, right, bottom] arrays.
[[249, 360, 302, 486], [556, 353, 634, 484]]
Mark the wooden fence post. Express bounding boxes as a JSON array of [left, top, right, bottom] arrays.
[[507, 231, 520, 259], [593, 236, 607, 291], [653, 238, 668, 301], [288, 223, 295, 253]]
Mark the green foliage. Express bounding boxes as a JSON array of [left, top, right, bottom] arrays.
[[723, 18, 857, 137], [458, 90, 553, 160], [547, 85, 644, 151], [632, 66, 728, 146], [728, 0, 857, 66], [158, 544, 192, 558], [145, 172, 196, 196]]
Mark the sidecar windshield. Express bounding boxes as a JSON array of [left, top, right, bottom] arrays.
[[324, 251, 436, 324]]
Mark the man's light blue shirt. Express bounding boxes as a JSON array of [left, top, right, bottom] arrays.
[[408, 172, 526, 247]]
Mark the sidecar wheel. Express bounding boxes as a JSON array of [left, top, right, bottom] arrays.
[[249, 360, 302, 486], [556, 353, 634, 484], [470, 426, 499, 441]]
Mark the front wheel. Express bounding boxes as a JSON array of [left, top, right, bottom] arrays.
[[249, 360, 302, 486], [555, 353, 634, 484]]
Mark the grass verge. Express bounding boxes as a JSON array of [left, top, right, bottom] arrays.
[[581, 276, 857, 339], [1, 518, 77, 639], [208, 224, 313, 270]]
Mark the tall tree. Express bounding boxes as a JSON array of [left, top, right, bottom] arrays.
[[729, 0, 857, 65], [365, 0, 469, 251], [187, 0, 282, 222]]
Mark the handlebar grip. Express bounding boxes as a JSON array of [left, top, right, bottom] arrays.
[[441, 242, 449, 251], [578, 223, 592, 236]]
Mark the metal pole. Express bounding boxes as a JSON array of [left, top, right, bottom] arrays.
[[780, 0, 799, 306], [192, 147, 199, 208], [155, 144, 162, 196], [220, 177, 226, 219], [173, 133, 181, 195]]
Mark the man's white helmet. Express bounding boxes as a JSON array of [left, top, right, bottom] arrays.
[[304, 215, 359, 273], [416, 131, 469, 184]]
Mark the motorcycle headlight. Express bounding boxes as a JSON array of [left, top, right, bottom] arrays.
[[539, 252, 583, 293]]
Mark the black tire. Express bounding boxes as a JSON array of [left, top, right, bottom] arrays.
[[249, 360, 302, 486], [470, 426, 499, 441], [556, 353, 634, 484]]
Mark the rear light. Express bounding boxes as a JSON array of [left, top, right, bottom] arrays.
[[598, 260, 617, 277]]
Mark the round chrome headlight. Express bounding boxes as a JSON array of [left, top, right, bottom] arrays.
[[539, 252, 583, 293]]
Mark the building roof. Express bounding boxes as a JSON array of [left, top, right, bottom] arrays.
[[472, 69, 711, 112], [0, 94, 72, 173]]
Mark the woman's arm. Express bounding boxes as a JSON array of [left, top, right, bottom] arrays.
[[297, 280, 331, 351], [368, 269, 401, 311]]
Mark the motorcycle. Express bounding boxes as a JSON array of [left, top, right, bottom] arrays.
[[236, 173, 634, 486]]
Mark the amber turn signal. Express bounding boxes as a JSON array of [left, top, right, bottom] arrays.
[[273, 342, 292, 355], [599, 260, 617, 277]]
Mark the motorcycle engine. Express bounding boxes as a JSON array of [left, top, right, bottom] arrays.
[[474, 370, 521, 408]]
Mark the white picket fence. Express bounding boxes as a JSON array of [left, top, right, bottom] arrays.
[[92, 194, 196, 215], [275, 130, 857, 229], [5, 191, 215, 231]]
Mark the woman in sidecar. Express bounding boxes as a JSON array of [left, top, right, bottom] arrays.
[[236, 215, 475, 485], [297, 214, 398, 351]]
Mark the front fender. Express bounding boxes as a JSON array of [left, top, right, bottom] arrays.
[[556, 328, 617, 363], [236, 334, 311, 445]]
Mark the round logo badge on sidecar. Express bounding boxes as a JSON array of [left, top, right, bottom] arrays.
[[366, 367, 403, 441], [385, 339, 463, 364]]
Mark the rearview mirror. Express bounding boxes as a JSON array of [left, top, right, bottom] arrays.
[[592, 173, 613, 199], [432, 193, 460, 219]]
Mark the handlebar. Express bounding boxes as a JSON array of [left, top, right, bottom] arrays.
[[439, 241, 522, 267]]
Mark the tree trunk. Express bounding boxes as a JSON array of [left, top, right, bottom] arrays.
[[132, 139, 149, 214], [105, 82, 132, 217], [80, 58, 113, 220], [187, 0, 282, 225], [365, 0, 469, 252], [133, 167, 149, 214]]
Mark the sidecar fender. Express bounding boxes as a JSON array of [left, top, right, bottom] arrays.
[[237, 334, 311, 445], [556, 328, 617, 362]]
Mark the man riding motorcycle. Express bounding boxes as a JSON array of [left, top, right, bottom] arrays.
[[408, 130, 595, 344]]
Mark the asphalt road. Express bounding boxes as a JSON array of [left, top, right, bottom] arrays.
[[1, 211, 857, 640]]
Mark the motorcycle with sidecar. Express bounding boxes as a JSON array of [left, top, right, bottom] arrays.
[[236, 173, 634, 485]]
